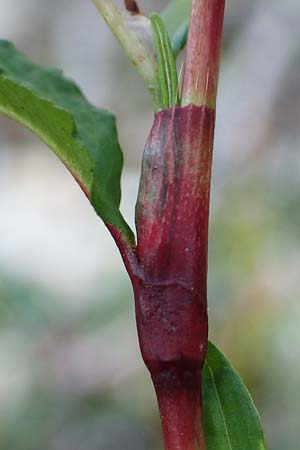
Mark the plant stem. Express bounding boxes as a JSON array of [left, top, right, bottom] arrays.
[[133, 2, 226, 449], [92, 0, 157, 97], [135, 104, 214, 450], [95, 1, 226, 448], [182, 0, 225, 108], [152, 365, 206, 450]]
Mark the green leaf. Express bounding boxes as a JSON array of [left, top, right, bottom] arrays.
[[150, 13, 179, 110], [160, 0, 191, 55], [203, 342, 267, 450], [0, 40, 134, 242]]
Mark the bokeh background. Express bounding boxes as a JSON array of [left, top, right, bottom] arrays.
[[0, 0, 299, 449]]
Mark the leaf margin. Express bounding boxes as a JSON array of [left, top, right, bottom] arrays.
[[203, 341, 267, 450], [0, 39, 134, 242]]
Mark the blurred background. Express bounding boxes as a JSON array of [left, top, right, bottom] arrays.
[[0, 0, 299, 448]]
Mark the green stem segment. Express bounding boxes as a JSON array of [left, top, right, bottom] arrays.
[[92, 0, 157, 97]]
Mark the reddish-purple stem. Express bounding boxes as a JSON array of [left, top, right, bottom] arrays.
[[134, 105, 215, 450], [131, 1, 225, 448], [72, 2, 225, 448], [182, 0, 225, 108]]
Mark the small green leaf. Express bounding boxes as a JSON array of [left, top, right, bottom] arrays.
[[160, 0, 191, 55], [0, 40, 133, 242], [150, 13, 179, 110], [203, 342, 267, 450]]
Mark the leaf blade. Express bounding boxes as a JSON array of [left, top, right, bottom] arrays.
[[0, 40, 133, 242], [150, 13, 179, 110], [203, 342, 267, 450]]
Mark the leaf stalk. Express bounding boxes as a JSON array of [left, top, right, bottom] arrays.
[[92, 0, 158, 98]]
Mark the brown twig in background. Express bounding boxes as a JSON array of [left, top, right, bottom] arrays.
[[124, 0, 140, 14]]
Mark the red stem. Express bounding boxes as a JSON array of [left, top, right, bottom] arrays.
[[73, 3, 225, 449], [182, 0, 225, 108], [131, 1, 226, 448], [134, 105, 215, 450], [152, 364, 206, 450]]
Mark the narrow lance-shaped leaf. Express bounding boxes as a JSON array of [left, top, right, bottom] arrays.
[[0, 40, 134, 243], [160, 0, 191, 55], [203, 341, 267, 450], [150, 13, 179, 110]]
